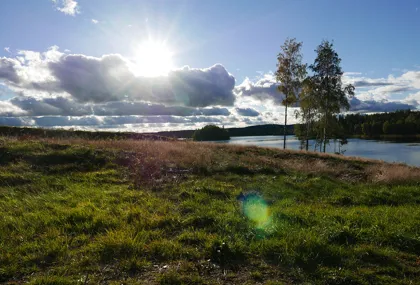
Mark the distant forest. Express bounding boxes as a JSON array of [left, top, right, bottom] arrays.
[[156, 124, 294, 139], [293, 109, 420, 145], [0, 124, 294, 140], [338, 109, 420, 137], [0, 110, 418, 140]]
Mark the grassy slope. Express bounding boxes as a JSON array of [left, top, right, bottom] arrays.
[[1, 137, 420, 285]]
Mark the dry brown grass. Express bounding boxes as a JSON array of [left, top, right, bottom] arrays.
[[9, 137, 420, 185], [366, 163, 420, 183]]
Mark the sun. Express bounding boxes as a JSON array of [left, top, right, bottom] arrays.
[[133, 40, 173, 77]]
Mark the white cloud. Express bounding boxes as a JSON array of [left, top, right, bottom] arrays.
[[52, 0, 80, 16], [0, 100, 27, 116], [2, 45, 420, 130], [4, 47, 11, 53], [343, 72, 362, 76], [0, 47, 237, 107], [236, 71, 420, 114], [0, 47, 240, 130], [234, 73, 285, 103], [405, 91, 420, 103], [343, 71, 420, 105], [91, 19, 99, 24]]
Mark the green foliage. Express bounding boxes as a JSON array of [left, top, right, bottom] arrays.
[[0, 125, 172, 141], [276, 38, 307, 149], [383, 120, 390, 134], [308, 40, 355, 152], [192, 125, 230, 141], [338, 109, 420, 137], [292, 40, 354, 152]]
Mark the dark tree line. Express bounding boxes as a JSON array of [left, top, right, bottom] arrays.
[[192, 125, 230, 141], [337, 109, 420, 137]]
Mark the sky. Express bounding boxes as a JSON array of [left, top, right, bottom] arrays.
[[1, 0, 420, 132]]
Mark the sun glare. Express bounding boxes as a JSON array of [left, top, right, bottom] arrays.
[[133, 40, 173, 77]]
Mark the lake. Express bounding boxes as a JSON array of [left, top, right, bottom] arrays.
[[214, 136, 420, 167]]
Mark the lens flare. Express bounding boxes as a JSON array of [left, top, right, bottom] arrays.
[[239, 192, 272, 230]]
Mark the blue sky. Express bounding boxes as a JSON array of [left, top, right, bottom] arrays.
[[1, 0, 420, 131]]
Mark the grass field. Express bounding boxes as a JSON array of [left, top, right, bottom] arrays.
[[1, 136, 420, 284]]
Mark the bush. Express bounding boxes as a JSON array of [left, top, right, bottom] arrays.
[[192, 125, 230, 141]]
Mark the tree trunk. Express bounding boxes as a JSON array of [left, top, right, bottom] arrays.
[[305, 110, 311, 151], [324, 77, 329, 153], [323, 112, 327, 153], [283, 104, 287, 149]]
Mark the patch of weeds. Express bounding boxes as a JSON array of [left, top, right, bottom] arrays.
[[119, 258, 150, 274], [94, 230, 144, 262], [333, 195, 354, 206], [183, 215, 217, 229], [386, 234, 420, 254], [29, 276, 74, 285], [225, 165, 255, 175], [264, 281, 285, 285], [177, 230, 213, 247], [250, 270, 264, 282], [158, 270, 208, 285], [275, 212, 311, 227], [146, 240, 185, 262], [0, 173, 32, 187], [328, 228, 358, 245], [208, 240, 247, 268]]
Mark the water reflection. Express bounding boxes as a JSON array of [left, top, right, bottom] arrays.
[[215, 136, 420, 167]]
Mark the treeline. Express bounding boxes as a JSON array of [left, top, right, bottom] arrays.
[[155, 124, 294, 139], [0, 124, 294, 141], [192, 125, 230, 141], [338, 110, 420, 137], [0, 126, 173, 141], [228, 124, 294, 137]]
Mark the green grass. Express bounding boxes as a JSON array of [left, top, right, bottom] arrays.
[[0, 138, 419, 284]]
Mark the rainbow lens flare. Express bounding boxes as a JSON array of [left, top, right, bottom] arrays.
[[239, 193, 272, 229]]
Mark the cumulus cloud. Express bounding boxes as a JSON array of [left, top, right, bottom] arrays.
[[235, 107, 260, 117], [0, 117, 35, 127], [234, 74, 284, 103], [349, 97, 416, 113], [351, 80, 393, 88], [52, 0, 80, 16], [235, 71, 420, 113], [343, 72, 420, 102], [2, 46, 420, 131], [405, 91, 420, 104], [0, 47, 241, 131], [9, 96, 89, 116], [0, 48, 236, 107], [169, 64, 236, 107], [50, 56, 236, 106], [48, 54, 133, 103], [0, 58, 21, 83], [4, 96, 231, 117], [0, 114, 229, 129], [49, 57, 235, 106], [0, 101, 27, 116]]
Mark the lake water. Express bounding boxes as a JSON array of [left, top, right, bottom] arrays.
[[214, 136, 420, 167]]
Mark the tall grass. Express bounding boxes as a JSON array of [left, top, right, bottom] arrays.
[[35, 137, 420, 185]]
